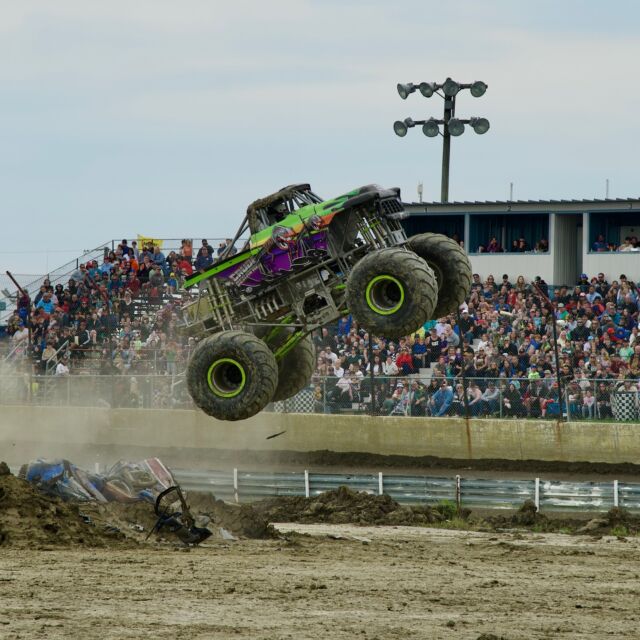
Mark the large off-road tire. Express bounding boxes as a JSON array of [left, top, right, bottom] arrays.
[[345, 247, 437, 339], [186, 330, 278, 421], [407, 233, 472, 318], [272, 335, 315, 402]]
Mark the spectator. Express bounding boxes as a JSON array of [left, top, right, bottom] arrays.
[[592, 234, 608, 252], [195, 246, 214, 273], [467, 382, 483, 416], [55, 354, 70, 376], [481, 381, 500, 415], [196, 239, 211, 259], [582, 389, 596, 418], [408, 380, 426, 416], [502, 383, 523, 417], [430, 380, 454, 417]]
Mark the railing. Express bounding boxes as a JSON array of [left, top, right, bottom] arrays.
[[0, 373, 638, 422], [296, 375, 639, 422], [0, 237, 248, 325], [172, 468, 640, 512]]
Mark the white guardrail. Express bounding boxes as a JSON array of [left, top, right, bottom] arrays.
[[172, 469, 640, 513]]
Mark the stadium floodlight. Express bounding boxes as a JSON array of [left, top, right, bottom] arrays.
[[393, 117, 415, 137], [448, 118, 465, 136], [397, 83, 416, 99], [470, 117, 490, 134], [470, 81, 488, 97], [422, 118, 440, 137], [442, 77, 460, 97], [394, 75, 490, 202], [418, 82, 437, 98]]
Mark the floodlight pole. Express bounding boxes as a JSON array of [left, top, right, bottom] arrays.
[[441, 96, 454, 203]]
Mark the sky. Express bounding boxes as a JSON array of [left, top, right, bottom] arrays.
[[1, 0, 639, 276]]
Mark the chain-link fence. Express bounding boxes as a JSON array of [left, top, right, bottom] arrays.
[[1, 373, 639, 422], [0, 374, 193, 409], [306, 375, 639, 421]]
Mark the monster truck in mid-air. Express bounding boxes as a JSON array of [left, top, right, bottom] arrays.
[[182, 183, 471, 421]]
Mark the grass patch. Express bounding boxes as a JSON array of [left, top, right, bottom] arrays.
[[434, 500, 458, 520], [610, 525, 629, 537]]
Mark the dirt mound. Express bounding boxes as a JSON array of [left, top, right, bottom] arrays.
[[0, 467, 131, 548], [185, 492, 277, 539], [575, 507, 640, 536], [253, 486, 443, 526], [510, 499, 542, 526], [0, 465, 274, 547], [60, 492, 276, 542], [480, 503, 640, 536], [482, 500, 557, 532]]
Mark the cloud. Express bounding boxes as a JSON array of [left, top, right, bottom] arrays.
[[0, 0, 639, 273]]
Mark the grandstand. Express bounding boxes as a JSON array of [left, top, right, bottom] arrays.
[[1, 228, 639, 421]]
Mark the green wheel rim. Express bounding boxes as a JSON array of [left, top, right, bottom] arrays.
[[365, 274, 405, 316], [207, 358, 246, 398]]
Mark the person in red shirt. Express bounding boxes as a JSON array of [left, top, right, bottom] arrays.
[[124, 271, 142, 298], [177, 257, 193, 276], [395, 347, 414, 374]]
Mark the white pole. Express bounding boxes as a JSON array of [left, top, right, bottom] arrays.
[[378, 472, 384, 496], [455, 475, 461, 511], [534, 477, 540, 511], [614, 480, 619, 508], [233, 468, 239, 504], [304, 470, 310, 498]]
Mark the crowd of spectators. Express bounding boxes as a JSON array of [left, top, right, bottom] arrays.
[[311, 271, 640, 419], [3, 238, 640, 419], [477, 237, 549, 254], [2, 238, 242, 379], [592, 234, 640, 253]]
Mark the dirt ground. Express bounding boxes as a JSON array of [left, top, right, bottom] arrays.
[[1, 524, 639, 640]]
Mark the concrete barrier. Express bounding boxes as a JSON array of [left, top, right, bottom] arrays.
[[1, 405, 639, 466]]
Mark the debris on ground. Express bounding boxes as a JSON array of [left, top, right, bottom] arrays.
[[19, 457, 176, 503], [187, 492, 277, 539], [252, 486, 444, 526], [1, 459, 275, 547]]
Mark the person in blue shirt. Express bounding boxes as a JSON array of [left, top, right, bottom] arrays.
[[152, 246, 166, 267], [430, 380, 454, 417], [99, 258, 115, 275], [592, 235, 608, 252], [412, 335, 427, 370], [194, 246, 214, 273], [36, 292, 55, 315]]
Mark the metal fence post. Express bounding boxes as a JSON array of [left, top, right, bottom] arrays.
[[534, 477, 540, 511], [304, 470, 310, 498], [378, 472, 384, 496], [614, 480, 619, 508], [322, 377, 326, 414], [233, 468, 239, 504], [455, 474, 461, 511]]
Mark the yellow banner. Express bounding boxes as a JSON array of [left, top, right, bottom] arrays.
[[137, 235, 164, 249]]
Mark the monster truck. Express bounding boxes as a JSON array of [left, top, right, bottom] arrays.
[[182, 183, 471, 421]]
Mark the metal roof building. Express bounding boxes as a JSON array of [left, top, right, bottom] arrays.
[[402, 197, 640, 286]]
